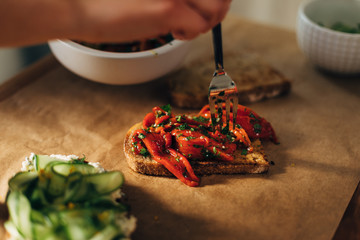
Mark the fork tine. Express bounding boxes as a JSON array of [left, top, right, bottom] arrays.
[[209, 97, 217, 130], [232, 96, 238, 129], [225, 98, 231, 128]]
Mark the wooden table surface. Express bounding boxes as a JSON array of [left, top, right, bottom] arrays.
[[0, 16, 359, 240]]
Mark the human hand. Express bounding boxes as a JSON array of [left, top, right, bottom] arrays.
[[0, 0, 231, 46], [76, 0, 232, 42]]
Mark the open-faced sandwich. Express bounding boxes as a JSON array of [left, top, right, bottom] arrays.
[[5, 154, 136, 240], [124, 104, 278, 187]]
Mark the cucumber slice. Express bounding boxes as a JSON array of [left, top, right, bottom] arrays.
[[45, 171, 67, 197], [8, 171, 38, 192], [60, 209, 98, 240], [52, 162, 97, 176], [31, 222, 60, 240], [4, 221, 22, 240], [85, 171, 124, 195], [35, 155, 66, 171], [64, 172, 85, 202], [64, 172, 123, 204], [37, 162, 67, 198], [7, 191, 32, 238], [29, 188, 49, 209]]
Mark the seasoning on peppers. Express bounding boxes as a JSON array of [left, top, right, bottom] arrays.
[[130, 104, 277, 187]]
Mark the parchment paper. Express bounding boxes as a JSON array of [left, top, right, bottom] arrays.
[[0, 16, 359, 240]]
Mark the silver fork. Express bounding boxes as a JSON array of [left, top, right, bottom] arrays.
[[208, 23, 238, 131]]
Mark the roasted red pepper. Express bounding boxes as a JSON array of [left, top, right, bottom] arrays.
[[198, 103, 278, 143], [131, 104, 277, 187]]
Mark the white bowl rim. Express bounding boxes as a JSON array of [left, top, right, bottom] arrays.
[[50, 38, 188, 59], [299, 0, 360, 38]]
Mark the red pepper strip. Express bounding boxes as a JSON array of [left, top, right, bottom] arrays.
[[155, 115, 170, 126], [152, 106, 169, 116], [140, 131, 199, 187], [167, 149, 199, 187], [162, 130, 172, 149], [131, 129, 148, 155], [236, 116, 278, 143], [143, 112, 156, 129], [197, 104, 278, 143], [153, 124, 173, 134], [172, 129, 235, 161], [231, 127, 253, 152], [198, 105, 211, 116]]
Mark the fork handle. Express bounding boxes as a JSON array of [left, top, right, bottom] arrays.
[[212, 23, 224, 71]]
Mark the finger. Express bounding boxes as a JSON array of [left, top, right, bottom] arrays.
[[167, 2, 210, 39], [186, 0, 231, 27], [216, 0, 232, 23]]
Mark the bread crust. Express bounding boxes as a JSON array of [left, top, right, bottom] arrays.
[[124, 122, 270, 177]]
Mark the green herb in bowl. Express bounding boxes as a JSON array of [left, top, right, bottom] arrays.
[[318, 21, 360, 34]]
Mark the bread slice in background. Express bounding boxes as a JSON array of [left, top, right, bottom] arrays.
[[124, 123, 270, 177], [168, 52, 291, 109]]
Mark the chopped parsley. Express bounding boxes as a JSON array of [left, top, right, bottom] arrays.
[[241, 148, 248, 155], [160, 104, 172, 114], [249, 112, 256, 119], [139, 148, 150, 157], [253, 123, 262, 134], [71, 155, 86, 164], [221, 124, 229, 135], [185, 136, 196, 141], [138, 133, 146, 139], [192, 116, 209, 123], [178, 123, 190, 130], [213, 146, 217, 154]]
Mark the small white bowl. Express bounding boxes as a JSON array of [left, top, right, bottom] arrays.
[[48, 39, 191, 85], [297, 0, 360, 74]]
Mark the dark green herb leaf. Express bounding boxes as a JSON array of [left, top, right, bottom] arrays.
[[185, 136, 196, 141], [178, 123, 190, 130], [253, 123, 262, 134], [213, 146, 217, 154], [193, 144, 202, 148], [138, 133, 146, 139], [249, 112, 256, 119], [221, 124, 229, 135], [192, 116, 209, 123], [160, 104, 172, 114], [140, 148, 149, 157], [241, 149, 248, 155]]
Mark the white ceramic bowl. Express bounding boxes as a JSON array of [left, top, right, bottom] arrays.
[[48, 39, 191, 85], [297, 0, 360, 74]]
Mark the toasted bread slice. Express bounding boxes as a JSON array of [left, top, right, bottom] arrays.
[[124, 123, 270, 177], [168, 53, 291, 109]]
